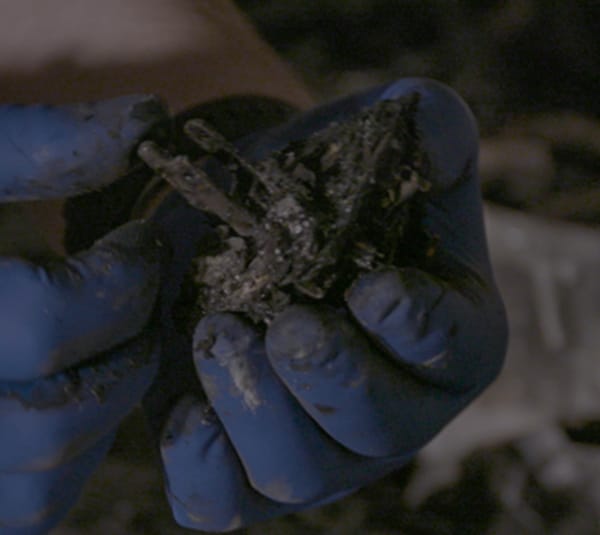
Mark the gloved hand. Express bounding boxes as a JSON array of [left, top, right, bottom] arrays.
[[144, 78, 508, 531], [0, 95, 166, 534]]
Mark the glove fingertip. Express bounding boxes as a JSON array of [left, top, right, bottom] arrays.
[[193, 312, 260, 364], [266, 305, 336, 372], [0, 95, 167, 202], [159, 398, 252, 532], [160, 396, 219, 453], [87, 93, 167, 147], [379, 77, 479, 192]]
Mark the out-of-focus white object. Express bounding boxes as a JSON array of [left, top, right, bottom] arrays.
[[410, 203, 600, 499]]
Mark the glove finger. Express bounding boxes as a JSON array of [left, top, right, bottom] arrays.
[[160, 396, 300, 531], [0, 331, 158, 472], [0, 220, 162, 381], [193, 313, 370, 504], [161, 397, 371, 531], [0, 432, 113, 534], [346, 267, 506, 390], [0, 95, 166, 202], [380, 78, 491, 275], [266, 304, 471, 458], [378, 78, 478, 193]]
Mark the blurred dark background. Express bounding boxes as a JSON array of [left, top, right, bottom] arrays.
[[55, 2, 600, 534], [237, 0, 599, 130]]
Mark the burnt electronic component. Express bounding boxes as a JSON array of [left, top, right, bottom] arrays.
[[138, 93, 433, 324]]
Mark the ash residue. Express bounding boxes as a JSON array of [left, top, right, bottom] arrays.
[[140, 93, 432, 324]]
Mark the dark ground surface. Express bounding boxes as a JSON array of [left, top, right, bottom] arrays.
[[54, 1, 600, 534]]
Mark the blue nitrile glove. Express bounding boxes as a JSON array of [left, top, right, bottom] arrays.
[[0, 95, 167, 534], [144, 78, 508, 532]]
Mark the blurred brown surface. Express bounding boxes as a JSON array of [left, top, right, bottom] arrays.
[[0, 0, 312, 110]]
